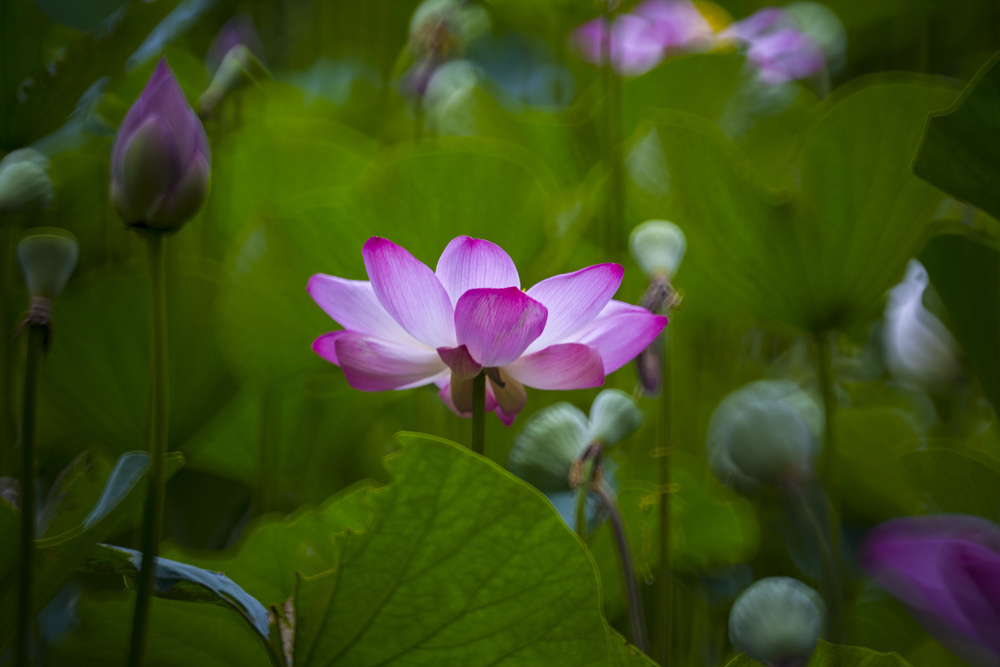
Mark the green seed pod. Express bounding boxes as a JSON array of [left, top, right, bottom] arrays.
[[507, 403, 589, 492], [588, 389, 642, 448], [629, 220, 686, 279], [729, 577, 826, 667], [707, 380, 821, 493], [0, 149, 53, 215], [17, 228, 79, 299]]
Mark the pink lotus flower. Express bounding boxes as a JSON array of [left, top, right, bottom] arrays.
[[862, 515, 1000, 666], [721, 8, 825, 85], [569, 0, 713, 76], [308, 236, 667, 424]]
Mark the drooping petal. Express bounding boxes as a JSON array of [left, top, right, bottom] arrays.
[[525, 263, 623, 352], [437, 344, 482, 379], [363, 237, 456, 348], [488, 370, 527, 424], [504, 343, 605, 390], [435, 236, 520, 304], [454, 287, 547, 367], [567, 300, 667, 374], [307, 274, 418, 344], [327, 331, 445, 391]]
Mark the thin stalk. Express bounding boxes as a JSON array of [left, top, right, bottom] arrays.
[[815, 331, 843, 645], [653, 342, 673, 666], [574, 483, 588, 540], [601, 9, 624, 260], [1, 222, 18, 475], [15, 324, 45, 667], [596, 483, 649, 654], [128, 231, 170, 667], [471, 372, 485, 456]]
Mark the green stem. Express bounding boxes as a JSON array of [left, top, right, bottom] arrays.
[[16, 324, 45, 667], [654, 340, 673, 666], [815, 331, 844, 645], [601, 9, 624, 260], [128, 231, 170, 667], [471, 372, 485, 456], [596, 483, 649, 654], [1, 222, 18, 476]]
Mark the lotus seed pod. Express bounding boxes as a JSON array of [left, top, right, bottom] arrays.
[[588, 389, 643, 447], [508, 403, 589, 492], [729, 576, 825, 667], [630, 220, 687, 279], [17, 228, 78, 299], [0, 149, 53, 214], [707, 380, 821, 493]]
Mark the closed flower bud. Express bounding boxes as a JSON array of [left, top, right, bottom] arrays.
[[883, 260, 962, 393], [0, 148, 53, 215], [729, 577, 825, 667], [17, 228, 78, 299], [588, 389, 642, 447], [205, 14, 265, 77], [630, 220, 687, 279], [707, 380, 821, 493], [507, 403, 589, 492], [199, 45, 269, 117], [110, 58, 210, 233]]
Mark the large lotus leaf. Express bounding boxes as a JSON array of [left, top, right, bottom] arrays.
[[900, 443, 1000, 518], [203, 82, 377, 255], [920, 233, 1000, 414], [162, 481, 375, 609], [36, 258, 238, 462], [215, 137, 560, 381], [291, 432, 643, 666], [913, 51, 1000, 221], [47, 591, 270, 667], [725, 640, 914, 666], [0, 451, 182, 653], [626, 76, 956, 333], [836, 407, 924, 522]]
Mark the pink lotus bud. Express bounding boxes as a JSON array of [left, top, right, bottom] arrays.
[[110, 58, 210, 233]]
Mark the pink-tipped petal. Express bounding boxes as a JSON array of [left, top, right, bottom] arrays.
[[504, 343, 605, 390], [525, 263, 624, 352], [307, 274, 417, 344], [331, 332, 445, 391], [363, 237, 456, 348], [567, 300, 667, 374], [312, 330, 352, 366], [435, 236, 520, 304], [454, 287, 547, 367], [437, 344, 483, 379]]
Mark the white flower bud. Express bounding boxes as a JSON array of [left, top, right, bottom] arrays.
[[629, 220, 686, 279], [588, 389, 642, 447], [0, 148, 53, 214]]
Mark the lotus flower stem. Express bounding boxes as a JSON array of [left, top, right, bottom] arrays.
[[814, 330, 843, 645], [1, 222, 17, 474], [601, 7, 624, 260], [472, 372, 486, 456], [15, 323, 44, 667], [128, 231, 171, 667], [653, 343, 673, 666], [595, 482, 649, 654]]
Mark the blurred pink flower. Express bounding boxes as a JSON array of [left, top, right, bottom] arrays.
[[722, 8, 825, 85], [862, 515, 1000, 666], [569, 0, 712, 76], [308, 236, 666, 424]]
